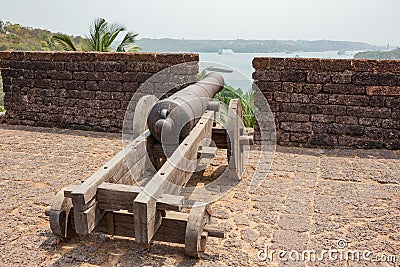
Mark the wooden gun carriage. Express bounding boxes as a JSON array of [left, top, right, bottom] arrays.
[[45, 73, 252, 257]]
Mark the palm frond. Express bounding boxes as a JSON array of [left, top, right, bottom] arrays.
[[116, 31, 138, 52], [106, 23, 125, 48], [127, 45, 142, 52], [52, 33, 77, 51], [83, 17, 108, 51]]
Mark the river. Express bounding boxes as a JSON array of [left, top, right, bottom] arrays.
[[199, 51, 360, 91]]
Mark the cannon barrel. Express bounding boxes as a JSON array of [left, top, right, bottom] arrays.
[[147, 72, 224, 143]]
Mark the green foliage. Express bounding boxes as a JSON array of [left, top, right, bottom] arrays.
[[52, 33, 77, 51], [116, 32, 140, 52], [0, 20, 79, 51], [53, 17, 140, 52], [354, 48, 400, 60], [198, 70, 255, 127], [0, 18, 139, 52], [214, 84, 255, 128]]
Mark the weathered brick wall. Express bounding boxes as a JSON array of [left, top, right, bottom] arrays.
[[253, 57, 400, 149], [0, 51, 198, 132]]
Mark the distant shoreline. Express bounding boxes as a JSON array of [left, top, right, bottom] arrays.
[[136, 38, 381, 54]]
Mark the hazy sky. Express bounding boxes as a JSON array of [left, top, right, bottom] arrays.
[[1, 0, 399, 46]]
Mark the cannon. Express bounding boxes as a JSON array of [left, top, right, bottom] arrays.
[[147, 72, 224, 144], [45, 72, 252, 257]]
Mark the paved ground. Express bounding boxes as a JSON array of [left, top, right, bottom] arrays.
[[0, 124, 399, 267]]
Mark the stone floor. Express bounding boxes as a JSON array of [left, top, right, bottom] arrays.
[[0, 124, 399, 267]]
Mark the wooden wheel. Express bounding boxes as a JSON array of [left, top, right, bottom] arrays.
[[226, 99, 245, 180], [47, 187, 74, 238], [185, 203, 211, 257]]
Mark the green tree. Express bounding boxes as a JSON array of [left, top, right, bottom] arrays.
[[52, 18, 140, 52]]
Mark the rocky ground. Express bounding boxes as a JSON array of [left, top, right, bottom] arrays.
[[0, 124, 399, 267]]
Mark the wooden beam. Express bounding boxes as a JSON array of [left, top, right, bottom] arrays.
[[198, 146, 218, 159], [152, 211, 188, 244], [74, 201, 105, 235], [93, 210, 224, 244], [63, 184, 81, 199], [156, 194, 185, 212], [114, 156, 149, 185], [97, 183, 141, 213], [204, 225, 225, 238], [97, 183, 183, 213], [95, 210, 135, 238], [226, 99, 244, 181], [70, 132, 149, 236], [71, 131, 149, 210], [94, 211, 188, 244], [134, 111, 214, 244]]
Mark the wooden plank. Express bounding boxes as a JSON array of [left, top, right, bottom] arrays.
[[95, 210, 135, 238], [63, 184, 81, 199], [106, 211, 115, 235], [226, 99, 243, 181], [133, 194, 160, 243], [204, 225, 225, 238], [70, 95, 155, 237], [152, 211, 188, 244], [212, 127, 253, 148], [156, 194, 185, 212], [97, 183, 141, 213], [71, 131, 149, 211], [74, 201, 105, 235], [133, 111, 214, 244], [98, 182, 184, 213], [71, 132, 149, 236], [198, 146, 218, 159], [94, 211, 188, 244], [115, 155, 149, 185]]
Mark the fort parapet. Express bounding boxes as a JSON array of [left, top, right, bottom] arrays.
[[0, 51, 198, 132], [1, 52, 399, 149], [253, 57, 400, 149]]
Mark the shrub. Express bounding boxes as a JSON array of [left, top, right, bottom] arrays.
[[214, 84, 255, 128]]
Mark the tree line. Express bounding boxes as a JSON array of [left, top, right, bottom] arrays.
[[0, 18, 140, 52]]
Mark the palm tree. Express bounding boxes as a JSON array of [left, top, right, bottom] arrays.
[[52, 18, 140, 52]]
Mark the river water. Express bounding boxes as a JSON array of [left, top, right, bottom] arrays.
[[199, 51, 360, 91]]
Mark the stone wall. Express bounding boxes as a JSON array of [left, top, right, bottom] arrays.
[[0, 51, 198, 132], [253, 57, 400, 149]]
